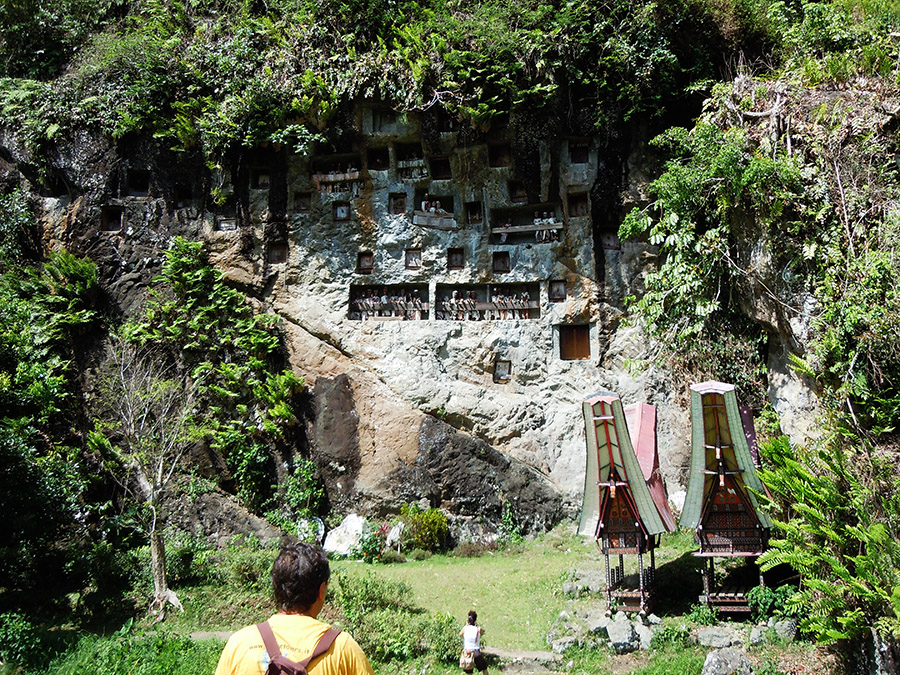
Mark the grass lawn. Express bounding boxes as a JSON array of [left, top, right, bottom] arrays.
[[32, 524, 840, 675], [332, 524, 597, 650]]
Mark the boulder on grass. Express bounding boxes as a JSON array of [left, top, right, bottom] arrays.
[[701, 648, 753, 675], [323, 514, 368, 555]]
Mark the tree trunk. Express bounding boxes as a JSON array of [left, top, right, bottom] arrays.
[[149, 528, 182, 617], [869, 628, 900, 675], [150, 529, 167, 601]]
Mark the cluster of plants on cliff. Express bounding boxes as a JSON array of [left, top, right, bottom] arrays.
[[123, 236, 307, 512], [620, 69, 900, 649], [0, 243, 102, 595], [619, 120, 801, 405], [0, 0, 786, 174], [0, 203, 315, 621]]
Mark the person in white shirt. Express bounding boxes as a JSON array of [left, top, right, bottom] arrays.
[[459, 610, 488, 674]]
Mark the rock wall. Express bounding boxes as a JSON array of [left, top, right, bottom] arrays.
[[1, 101, 818, 534]]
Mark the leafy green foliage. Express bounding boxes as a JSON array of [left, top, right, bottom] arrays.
[[685, 602, 719, 625], [0, 0, 784, 171], [330, 570, 415, 621], [649, 621, 691, 649], [499, 496, 523, 544], [746, 584, 802, 622], [621, 59, 900, 655], [354, 526, 386, 564], [399, 503, 449, 552], [329, 572, 457, 663], [125, 237, 304, 510], [0, 250, 100, 593], [280, 458, 327, 519], [48, 626, 222, 675], [619, 122, 802, 405], [766, 0, 900, 82], [0, 190, 36, 265], [0, 612, 45, 670], [0, 0, 121, 79], [353, 609, 458, 663], [758, 435, 900, 643], [214, 537, 276, 592], [621, 123, 804, 342]]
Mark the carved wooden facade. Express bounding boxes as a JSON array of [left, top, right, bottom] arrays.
[[579, 393, 675, 613], [680, 381, 772, 613]]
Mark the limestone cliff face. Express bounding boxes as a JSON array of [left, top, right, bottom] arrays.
[[1, 101, 816, 533]]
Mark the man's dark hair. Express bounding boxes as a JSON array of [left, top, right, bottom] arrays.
[[272, 543, 331, 613]]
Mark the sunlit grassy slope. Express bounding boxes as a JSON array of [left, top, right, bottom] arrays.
[[332, 525, 597, 650]]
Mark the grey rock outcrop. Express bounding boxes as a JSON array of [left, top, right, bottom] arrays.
[[550, 636, 579, 654], [772, 619, 797, 643], [701, 648, 754, 675], [164, 485, 282, 546], [634, 623, 653, 651], [323, 514, 369, 555], [697, 628, 735, 649], [606, 616, 637, 654], [749, 626, 766, 646]]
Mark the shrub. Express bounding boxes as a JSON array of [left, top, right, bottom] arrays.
[[499, 498, 523, 544], [352, 609, 458, 663], [685, 602, 719, 625], [0, 612, 44, 670], [746, 584, 801, 623], [399, 504, 449, 552], [330, 571, 414, 621], [649, 622, 690, 649], [379, 548, 406, 564], [215, 537, 275, 591], [282, 458, 326, 517], [354, 526, 387, 564], [408, 548, 431, 561], [166, 532, 215, 586], [453, 540, 498, 558], [48, 627, 222, 675]]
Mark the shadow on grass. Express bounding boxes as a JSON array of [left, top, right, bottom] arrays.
[[652, 551, 704, 616]]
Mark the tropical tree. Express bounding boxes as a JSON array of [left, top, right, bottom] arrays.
[[89, 336, 201, 616]]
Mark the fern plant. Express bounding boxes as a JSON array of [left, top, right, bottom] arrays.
[[758, 435, 900, 642], [126, 237, 304, 511]]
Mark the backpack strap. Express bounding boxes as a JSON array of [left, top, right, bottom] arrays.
[[256, 622, 342, 672], [257, 621, 285, 660], [299, 628, 341, 668]]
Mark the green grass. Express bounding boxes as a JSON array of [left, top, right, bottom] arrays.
[[332, 525, 594, 650], [46, 630, 223, 675], [137, 584, 272, 633], [4, 523, 834, 675], [633, 647, 706, 674], [564, 642, 706, 675]]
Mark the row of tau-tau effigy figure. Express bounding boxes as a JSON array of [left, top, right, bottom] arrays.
[[578, 382, 773, 615]]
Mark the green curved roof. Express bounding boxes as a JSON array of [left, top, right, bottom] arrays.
[[578, 392, 671, 538], [680, 381, 772, 530]]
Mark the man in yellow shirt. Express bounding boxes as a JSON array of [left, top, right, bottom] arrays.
[[215, 544, 374, 675]]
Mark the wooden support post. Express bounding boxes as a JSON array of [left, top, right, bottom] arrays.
[[702, 557, 712, 602], [605, 551, 612, 611], [638, 550, 645, 612]]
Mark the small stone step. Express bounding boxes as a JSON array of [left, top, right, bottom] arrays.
[[487, 647, 561, 673]]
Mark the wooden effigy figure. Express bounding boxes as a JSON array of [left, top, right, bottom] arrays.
[[579, 392, 676, 613], [680, 381, 772, 613]]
